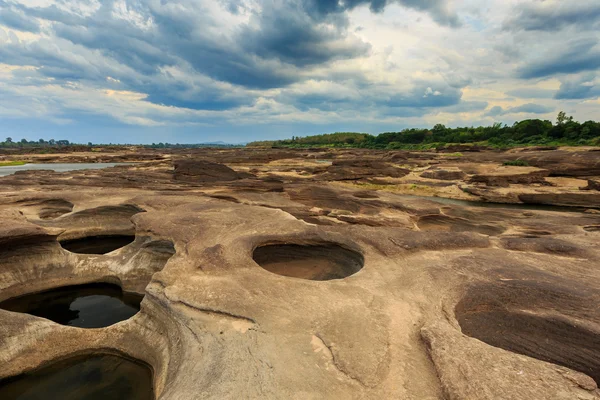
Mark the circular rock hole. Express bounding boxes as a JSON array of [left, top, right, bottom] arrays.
[[252, 243, 364, 281], [456, 286, 600, 384], [59, 235, 136, 254], [0, 283, 143, 328], [0, 353, 154, 400]]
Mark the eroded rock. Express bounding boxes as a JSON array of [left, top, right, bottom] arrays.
[[420, 167, 466, 181], [320, 159, 410, 181], [173, 159, 241, 182], [582, 179, 600, 191], [0, 147, 599, 399], [469, 166, 550, 187]]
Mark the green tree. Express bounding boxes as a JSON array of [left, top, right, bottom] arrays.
[[432, 124, 446, 133], [556, 111, 572, 125]]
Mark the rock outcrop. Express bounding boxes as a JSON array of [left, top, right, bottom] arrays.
[[469, 166, 550, 187], [320, 159, 410, 181], [173, 159, 241, 182], [582, 179, 600, 191], [420, 167, 466, 180]]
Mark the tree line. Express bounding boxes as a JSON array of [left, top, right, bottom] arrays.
[[144, 143, 239, 148], [0, 138, 79, 147], [0, 139, 239, 149], [247, 112, 600, 149]]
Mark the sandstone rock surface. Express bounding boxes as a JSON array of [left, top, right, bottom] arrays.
[[582, 179, 600, 191], [320, 159, 410, 181], [420, 167, 467, 181], [0, 147, 599, 399], [174, 159, 242, 182], [468, 166, 550, 187]]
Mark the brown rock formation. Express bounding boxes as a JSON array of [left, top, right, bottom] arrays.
[[321, 159, 410, 181], [421, 167, 467, 180], [173, 159, 242, 182], [469, 166, 550, 187], [582, 179, 600, 191], [0, 146, 599, 399]]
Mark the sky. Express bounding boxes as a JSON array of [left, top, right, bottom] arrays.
[[0, 0, 599, 144]]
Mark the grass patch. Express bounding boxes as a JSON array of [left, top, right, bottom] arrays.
[[442, 152, 463, 157], [503, 160, 530, 167], [0, 161, 27, 167], [336, 181, 438, 196]]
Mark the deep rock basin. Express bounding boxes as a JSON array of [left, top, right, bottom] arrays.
[[252, 243, 364, 280], [0, 283, 143, 328], [59, 235, 136, 254], [0, 354, 154, 400], [456, 283, 600, 384]]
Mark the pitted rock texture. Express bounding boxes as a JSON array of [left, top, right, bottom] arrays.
[[0, 147, 599, 400]]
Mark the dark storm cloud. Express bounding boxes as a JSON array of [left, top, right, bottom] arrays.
[[0, 0, 460, 113], [508, 103, 554, 114], [140, 70, 256, 111], [506, 88, 555, 99], [144, 93, 249, 111], [486, 103, 554, 117], [518, 39, 600, 79], [291, 94, 356, 112], [442, 101, 488, 113], [377, 107, 429, 118], [380, 100, 487, 119], [239, 8, 371, 67], [0, 37, 131, 82], [278, 80, 467, 115], [381, 83, 462, 108], [7, 0, 372, 91], [303, 0, 460, 27], [554, 74, 599, 100], [486, 106, 503, 117], [7, 2, 84, 26], [0, 5, 40, 32], [506, 2, 600, 32], [554, 84, 597, 100]]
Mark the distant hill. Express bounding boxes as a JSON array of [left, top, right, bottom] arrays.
[[143, 141, 246, 148], [201, 141, 247, 146]]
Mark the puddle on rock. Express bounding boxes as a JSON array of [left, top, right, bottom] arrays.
[[0, 354, 154, 400], [0, 283, 143, 328]]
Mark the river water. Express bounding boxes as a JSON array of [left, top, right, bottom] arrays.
[[0, 163, 130, 177], [0, 283, 143, 328]]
